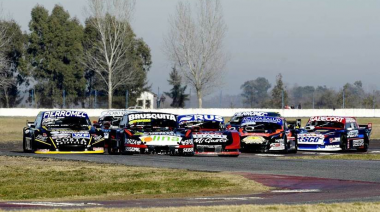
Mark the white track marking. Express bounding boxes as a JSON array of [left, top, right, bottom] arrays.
[[370, 151, 380, 153], [192, 197, 262, 201], [255, 154, 285, 157], [271, 189, 321, 193], [301, 152, 335, 155], [8, 202, 102, 207]]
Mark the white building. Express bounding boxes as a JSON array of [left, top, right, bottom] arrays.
[[134, 91, 156, 109]]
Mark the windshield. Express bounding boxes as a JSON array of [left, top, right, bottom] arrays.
[[307, 121, 344, 129], [42, 116, 90, 129], [243, 122, 282, 132], [100, 116, 122, 126], [128, 119, 177, 132], [179, 121, 222, 130], [229, 116, 242, 124]]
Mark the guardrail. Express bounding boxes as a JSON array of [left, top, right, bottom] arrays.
[[1, 108, 380, 118]]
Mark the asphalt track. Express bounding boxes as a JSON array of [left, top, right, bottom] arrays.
[[1, 141, 380, 210]]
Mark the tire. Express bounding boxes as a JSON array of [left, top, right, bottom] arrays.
[[23, 134, 30, 153], [283, 135, 289, 153], [340, 134, 348, 151]]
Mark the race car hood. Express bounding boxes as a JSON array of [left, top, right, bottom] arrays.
[[138, 132, 183, 146], [299, 129, 338, 136], [192, 131, 230, 145], [241, 132, 283, 144]]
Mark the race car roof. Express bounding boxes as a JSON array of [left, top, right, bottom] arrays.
[[308, 116, 356, 123], [177, 114, 224, 124], [232, 111, 281, 118], [42, 110, 89, 119]]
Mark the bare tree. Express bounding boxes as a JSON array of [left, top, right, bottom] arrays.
[[0, 8, 14, 108], [84, 0, 137, 108], [164, 0, 228, 108]]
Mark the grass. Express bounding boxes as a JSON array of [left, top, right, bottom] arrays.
[[10, 202, 380, 212], [286, 154, 380, 161], [0, 156, 269, 201]]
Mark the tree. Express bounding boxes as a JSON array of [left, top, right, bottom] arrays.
[[84, 0, 140, 109], [289, 85, 315, 108], [0, 20, 27, 108], [27, 5, 85, 108], [271, 74, 288, 108], [165, 66, 189, 108], [337, 81, 365, 108], [164, 0, 228, 108], [241, 77, 271, 108]]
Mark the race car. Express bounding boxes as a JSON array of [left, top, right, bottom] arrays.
[[227, 111, 281, 130], [111, 112, 194, 155], [95, 110, 135, 154], [177, 114, 240, 156], [234, 115, 298, 153], [23, 110, 105, 154], [297, 116, 372, 152]]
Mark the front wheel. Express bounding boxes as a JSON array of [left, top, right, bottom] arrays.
[[340, 135, 348, 151]]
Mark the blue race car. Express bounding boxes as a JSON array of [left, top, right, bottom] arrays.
[[297, 116, 372, 152], [227, 111, 281, 130], [23, 110, 105, 154]]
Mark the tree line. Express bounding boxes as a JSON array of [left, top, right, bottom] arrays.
[[241, 74, 380, 109], [0, 0, 151, 108]]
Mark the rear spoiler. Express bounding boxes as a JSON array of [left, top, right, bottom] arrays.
[[287, 119, 301, 129], [359, 123, 372, 138], [26, 120, 34, 127]]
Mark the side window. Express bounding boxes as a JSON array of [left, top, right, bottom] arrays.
[[34, 114, 42, 128]]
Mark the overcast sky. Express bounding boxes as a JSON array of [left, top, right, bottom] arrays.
[[2, 0, 380, 96]]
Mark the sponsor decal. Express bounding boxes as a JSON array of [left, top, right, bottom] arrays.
[[325, 145, 340, 149], [140, 135, 182, 143], [241, 116, 283, 125], [43, 111, 87, 118], [125, 147, 140, 152], [128, 113, 176, 121], [181, 139, 193, 145], [100, 110, 128, 117], [146, 132, 176, 136], [353, 139, 364, 147], [55, 138, 87, 145], [193, 134, 227, 139], [72, 133, 90, 139], [269, 143, 285, 150], [93, 147, 104, 151], [178, 115, 224, 123], [347, 130, 359, 138], [298, 134, 325, 144], [129, 119, 151, 124], [234, 111, 268, 117], [329, 137, 340, 143], [125, 139, 142, 145], [309, 116, 344, 122], [193, 137, 228, 144], [183, 148, 193, 152], [242, 136, 266, 144], [36, 135, 48, 141]]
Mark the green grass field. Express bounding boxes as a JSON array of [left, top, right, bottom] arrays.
[[0, 156, 269, 201]]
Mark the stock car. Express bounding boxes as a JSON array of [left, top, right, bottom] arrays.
[[297, 116, 372, 152], [227, 111, 281, 130], [177, 114, 240, 156], [94, 110, 135, 154], [109, 112, 194, 155], [23, 110, 105, 154], [232, 115, 298, 153]]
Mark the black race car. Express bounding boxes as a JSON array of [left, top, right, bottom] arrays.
[[23, 110, 104, 154]]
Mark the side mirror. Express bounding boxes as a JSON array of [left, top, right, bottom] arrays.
[[30, 124, 35, 128], [305, 126, 315, 131]]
